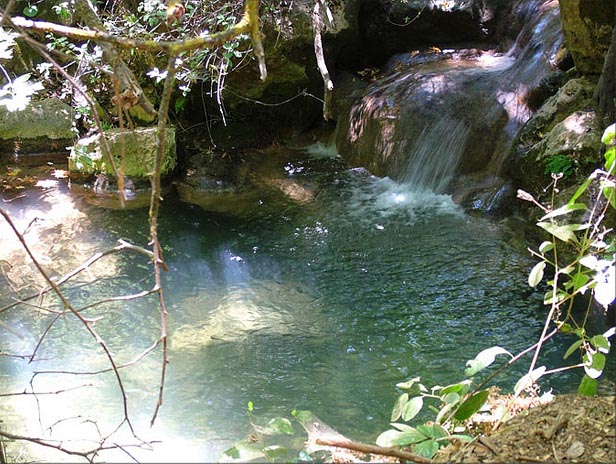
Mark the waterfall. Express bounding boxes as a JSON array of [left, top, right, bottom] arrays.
[[337, 0, 564, 198], [401, 117, 470, 193]]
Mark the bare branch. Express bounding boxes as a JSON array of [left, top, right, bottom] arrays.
[[316, 437, 435, 464]]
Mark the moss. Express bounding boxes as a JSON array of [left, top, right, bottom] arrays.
[[69, 127, 176, 177]]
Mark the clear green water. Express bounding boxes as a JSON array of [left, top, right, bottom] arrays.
[[0, 153, 612, 462]]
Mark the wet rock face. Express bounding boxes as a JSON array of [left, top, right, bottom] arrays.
[[558, 0, 615, 75]]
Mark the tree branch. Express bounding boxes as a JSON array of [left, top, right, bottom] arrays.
[[316, 437, 435, 464]]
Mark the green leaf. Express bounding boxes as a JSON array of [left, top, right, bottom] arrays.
[[537, 222, 587, 243], [578, 374, 598, 396], [391, 393, 409, 422], [603, 185, 616, 209], [23, 5, 38, 17], [376, 429, 405, 447], [559, 323, 573, 333], [448, 434, 473, 443], [453, 390, 490, 421], [223, 441, 265, 461], [291, 410, 313, 427], [528, 261, 546, 287], [402, 396, 424, 422], [464, 346, 512, 377], [514, 366, 546, 396], [439, 381, 471, 398], [568, 177, 593, 206], [263, 445, 288, 460], [601, 123, 615, 145], [540, 203, 586, 220], [583, 352, 606, 379], [441, 392, 461, 405], [571, 271, 590, 292], [393, 429, 430, 446], [435, 401, 455, 425], [563, 339, 583, 360], [539, 241, 554, 254], [263, 417, 294, 435], [590, 335, 610, 354], [544, 290, 566, 305], [416, 424, 448, 439], [395, 376, 421, 390], [414, 439, 440, 459], [604, 146, 615, 172], [390, 422, 418, 433]]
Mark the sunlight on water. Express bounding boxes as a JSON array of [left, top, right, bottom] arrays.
[[1, 161, 613, 462]]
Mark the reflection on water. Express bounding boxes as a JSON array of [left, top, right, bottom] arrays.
[[1, 154, 612, 462]]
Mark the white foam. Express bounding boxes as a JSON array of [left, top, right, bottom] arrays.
[[302, 141, 340, 159], [345, 173, 462, 227]]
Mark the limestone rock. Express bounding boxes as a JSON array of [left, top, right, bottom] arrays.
[[0, 98, 73, 155], [507, 78, 602, 194], [558, 0, 615, 75], [69, 126, 176, 177]]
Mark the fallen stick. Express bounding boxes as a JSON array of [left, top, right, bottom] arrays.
[[315, 437, 434, 464]]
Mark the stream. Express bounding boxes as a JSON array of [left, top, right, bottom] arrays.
[[1, 0, 614, 460], [2, 147, 611, 462]]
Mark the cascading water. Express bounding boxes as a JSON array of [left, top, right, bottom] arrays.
[[337, 0, 564, 203]]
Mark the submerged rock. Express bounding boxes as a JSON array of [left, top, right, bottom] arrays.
[[170, 281, 326, 352]]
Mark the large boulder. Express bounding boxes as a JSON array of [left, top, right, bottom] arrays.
[[507, 78, 603, 195], [69, 126, 176, 178], [0, 99, 73, 155], [558, 0, 615, 75]]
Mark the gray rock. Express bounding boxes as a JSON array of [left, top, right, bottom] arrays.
[[0, 98, 74, 154], [69, 126, 176, 177]]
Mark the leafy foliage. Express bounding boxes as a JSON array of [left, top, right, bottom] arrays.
[[520, 123, 616, 395]]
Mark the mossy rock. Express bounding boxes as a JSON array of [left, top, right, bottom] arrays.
[[0, 99, 74, 154], [69, 127, 176, 177]]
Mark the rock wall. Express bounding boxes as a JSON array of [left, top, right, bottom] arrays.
[[558, 0, 615, 75]]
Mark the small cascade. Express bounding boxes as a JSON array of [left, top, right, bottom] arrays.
[[401, 116, 470, 193], [337, 0, 564, 204]]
